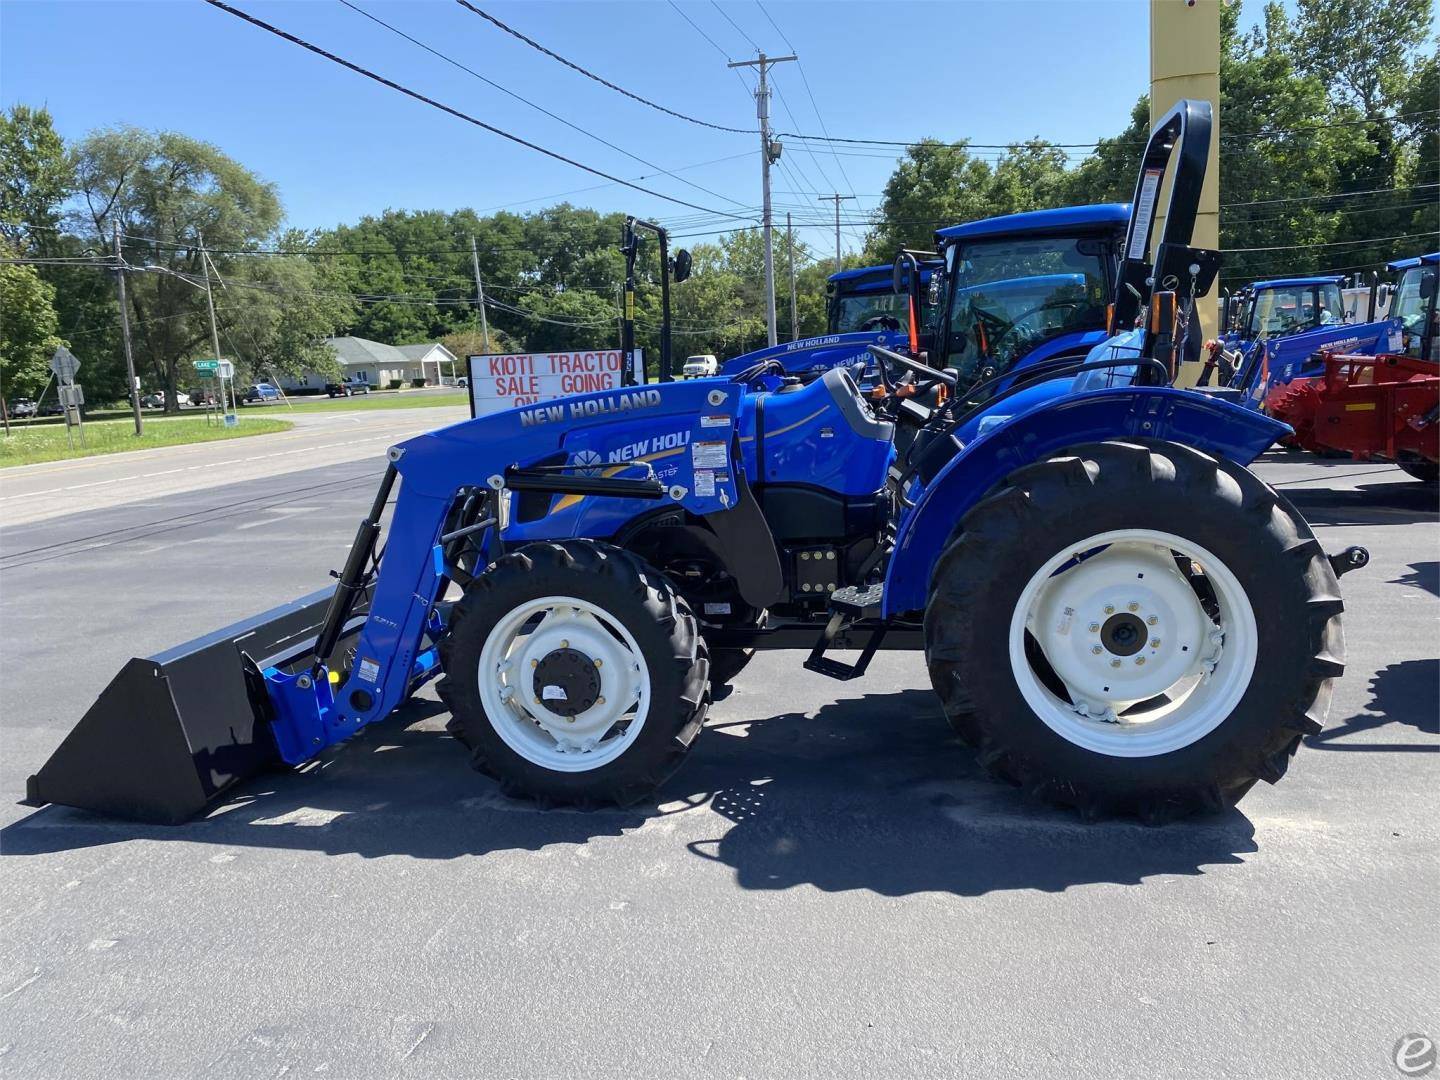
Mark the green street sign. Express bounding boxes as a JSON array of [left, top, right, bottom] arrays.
[[193, 359, 219, 373]]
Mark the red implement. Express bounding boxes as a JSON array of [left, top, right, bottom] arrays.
[[1300, 352, 1439, 468]]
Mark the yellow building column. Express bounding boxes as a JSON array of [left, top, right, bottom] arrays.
[[1151, 0, 1221, 377]]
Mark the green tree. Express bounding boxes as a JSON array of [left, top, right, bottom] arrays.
[[0, 256, 64, 402], [866, 140, 996, 257], [0, 105, 71, 252], [71, 126, 285, 409], [1066, 97, 1150, 205]]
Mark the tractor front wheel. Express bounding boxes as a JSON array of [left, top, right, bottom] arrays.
[[925, 440, 1345, 822], [438, 541, 710, 807]]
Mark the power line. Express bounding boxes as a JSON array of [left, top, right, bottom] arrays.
[[454, 0, 756, 135], [754, 1, 859, 204], [1220, 230, 1437, 253], [710, 1, 761, 51], [1221, 182, 1438, 208], [337, 0, 750, 210], [773, 108, 1439, 149], [202, 0, 755, 221]]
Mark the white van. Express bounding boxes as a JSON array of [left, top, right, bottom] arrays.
[[682, 354, 719, 379]]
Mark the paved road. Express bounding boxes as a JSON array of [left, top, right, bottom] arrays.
[[0, 405, 467, 528], [0, 449, 1435, 1079]]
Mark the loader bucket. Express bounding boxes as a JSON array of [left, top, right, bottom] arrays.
[[24, 587, 341, 825]]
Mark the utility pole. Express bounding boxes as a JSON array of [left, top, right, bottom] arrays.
[[817, 194, 856, 273], [729, 51, 796, 348], [112, 222, 143, 435], [197, 232, 227, 417], [786, 212, 798, 341], [469, 235, 490, 351]]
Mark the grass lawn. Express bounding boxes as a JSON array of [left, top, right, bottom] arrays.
[[244, 391, 468, 415], [0, 415, 293, 468]]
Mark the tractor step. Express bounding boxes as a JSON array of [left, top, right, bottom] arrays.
[[803, 583, 887, 680], [829, 583, 884, 617]]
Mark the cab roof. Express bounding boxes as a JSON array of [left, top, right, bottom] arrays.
[[934, 203, 1130, 243], [1250, 276, 1344, 290], [1388, 252, 1440, 272], [828, 263, 933, 291]]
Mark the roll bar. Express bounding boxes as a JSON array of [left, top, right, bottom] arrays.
[[1112, 99, 1220, 334]]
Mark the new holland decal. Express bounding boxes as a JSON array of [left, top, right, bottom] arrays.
[[519, 388, 663, 428]]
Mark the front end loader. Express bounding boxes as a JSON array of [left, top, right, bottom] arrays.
[[25, 99, 1369, 826]]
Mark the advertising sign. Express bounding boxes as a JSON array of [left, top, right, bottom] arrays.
[[467, 350, 642, 417]]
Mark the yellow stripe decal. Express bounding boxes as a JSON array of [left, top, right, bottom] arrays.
[[1343, 402, 1376, 412], [547, 446, 688, 516]]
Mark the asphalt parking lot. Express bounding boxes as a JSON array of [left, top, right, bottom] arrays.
[[0, 437, 1435, 1079]]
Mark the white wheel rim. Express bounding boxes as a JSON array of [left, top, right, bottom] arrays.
[[477, 595, 651, 773], [1008, 529, 1258, 758]]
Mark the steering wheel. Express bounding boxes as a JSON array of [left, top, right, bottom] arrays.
[[859, 314, 902, 332], [867, 344, 958, 395], [986, 299, 1088, 359]]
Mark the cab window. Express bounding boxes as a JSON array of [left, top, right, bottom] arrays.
[[943, 235, 1110, 383]]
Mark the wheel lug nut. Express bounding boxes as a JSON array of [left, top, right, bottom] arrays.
[[1127, 602, 1139, 612], [560, 639, 569, 648], [530, 659, 538, 667], [1135, 656, 1146, 665], [1088, 622, 1100, 632], [1110, 659, 1121, 668], [1104, 605, 1115, 615], [593, 658, 603, 667], [1147, 615, 1158, 626], [1091, 645, 1103, 655], [1151, 638, 1161, 648], [596, 696, 605, 705]]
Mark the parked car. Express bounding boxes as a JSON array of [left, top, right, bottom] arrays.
[[457, 376, 469, 388], [141, 391, 192, 408], [38, 399, 82, 419], [6, 398, 37, 418], [241, 383, 282, 404], [325, 376, 372, 398]]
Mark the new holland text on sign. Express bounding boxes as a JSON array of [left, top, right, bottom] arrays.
[[466, 350, 642, 417]]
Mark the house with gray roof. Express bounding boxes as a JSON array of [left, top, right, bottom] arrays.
[[276, 337, 459, 392]]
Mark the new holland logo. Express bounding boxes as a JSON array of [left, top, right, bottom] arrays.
[[570, 449, 604, 476]]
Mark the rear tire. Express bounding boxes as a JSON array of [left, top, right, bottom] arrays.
[[437, 541, 709, 807], [925, 440, 1344, 822]]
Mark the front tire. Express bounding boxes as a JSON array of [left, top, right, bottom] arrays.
[[437, 541, 710, 807], [925, 440, 1344, 822]]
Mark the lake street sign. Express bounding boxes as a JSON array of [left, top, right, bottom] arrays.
[[50, 346, 81, 381], [193, 359, 219, 374]]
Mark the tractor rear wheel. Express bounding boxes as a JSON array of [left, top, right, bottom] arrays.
[[437, 540, 710, 807], [925, 440, 1345, 822]]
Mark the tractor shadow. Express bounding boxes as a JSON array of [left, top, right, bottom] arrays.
[[1306, 657, 1440, 753], [1279, 477, 1438, 528], [2, 688, 1258, 898], [1395, 560, 1439, 598]]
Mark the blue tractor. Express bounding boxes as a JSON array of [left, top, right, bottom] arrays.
[[1203, 274, 1402, 411], [25, 100, 1366, 827], [826, 261, 937, 335]]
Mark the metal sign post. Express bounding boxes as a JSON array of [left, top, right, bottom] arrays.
[[50, 346, 84, 449], [217, 360, 238, 426]]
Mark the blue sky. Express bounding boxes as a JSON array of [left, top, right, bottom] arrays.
[[2, 0, 1276, 252]]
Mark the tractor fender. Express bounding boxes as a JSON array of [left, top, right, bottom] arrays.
[[881, 386, 1289, 618]]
